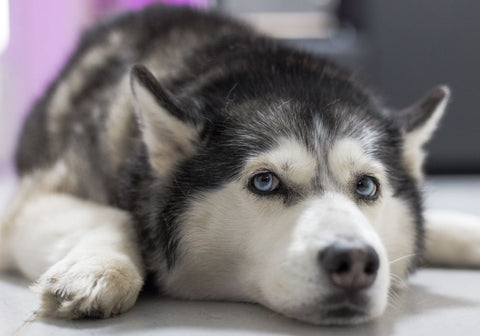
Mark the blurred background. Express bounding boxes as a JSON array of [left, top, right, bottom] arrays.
[[0, 0, 478, 174]]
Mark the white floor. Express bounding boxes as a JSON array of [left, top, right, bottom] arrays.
[[1, 174, 480, 336]]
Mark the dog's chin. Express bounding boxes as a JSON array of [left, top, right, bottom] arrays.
[[274, 296, 382, 326], [282, 306, 375, 326]]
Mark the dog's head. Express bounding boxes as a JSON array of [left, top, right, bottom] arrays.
[[130, 54, 449, 324]]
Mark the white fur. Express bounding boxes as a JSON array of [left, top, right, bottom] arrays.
[[328, 138, 416, 285], [165, 138, 396, 324], [328, 138, 386, 187], [167, 181, 391, 324], [375, 196, 416, 287], [244, 138, 317, 186], [425, 209, 480, 267], [260, 193, 390, 323], [131, 74, 201, 175], [1, 173, 144, 318], [164, 182, 256, 301], [403, 87, 450, 181]]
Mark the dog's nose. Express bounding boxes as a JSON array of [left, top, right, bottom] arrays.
[[319, 239, 379, 290]]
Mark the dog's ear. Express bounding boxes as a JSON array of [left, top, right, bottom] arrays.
[[397, 85, 450, 180], [130, 64, 202, 175]]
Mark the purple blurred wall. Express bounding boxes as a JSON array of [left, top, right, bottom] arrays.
[[0, 0, 210, 170], [0, 1, 92, 170], [4, 1, 91, 118], [118, 0, 209, 10]]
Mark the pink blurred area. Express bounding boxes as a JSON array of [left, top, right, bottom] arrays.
[[0, 0, 211, 170], [117, 0, 209, 10], [3, 1, 91, 119]]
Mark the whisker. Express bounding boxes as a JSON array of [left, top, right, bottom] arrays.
[[389, 274, 406, 286], [389, 273, 404, 281], [389, 253, 417, 265], [387, 284, 406, 310], [387, 295, 402, 310]]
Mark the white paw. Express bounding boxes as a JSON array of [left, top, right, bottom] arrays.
[[32, 255, 143, 319]]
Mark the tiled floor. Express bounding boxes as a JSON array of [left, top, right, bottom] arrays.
[[1, 174, 480, 336]]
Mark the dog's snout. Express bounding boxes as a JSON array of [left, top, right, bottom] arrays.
[[319, 239, 379, 290]]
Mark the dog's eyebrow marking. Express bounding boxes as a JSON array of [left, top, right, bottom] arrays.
[[328, 138, 386, 184], [245, 138, 317, 186]]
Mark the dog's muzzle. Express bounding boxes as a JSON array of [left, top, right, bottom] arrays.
[[257, 196, 389, 324]]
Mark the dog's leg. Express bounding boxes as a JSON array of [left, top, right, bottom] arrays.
[[2, 190, 144, 319], [424, 209, 480, 267]]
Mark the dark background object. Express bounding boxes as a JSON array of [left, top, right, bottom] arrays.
[[360, 0, 480, 174], [218, 0, 480, 174]]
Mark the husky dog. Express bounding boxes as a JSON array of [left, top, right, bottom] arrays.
[[1, 4, 479, 325]]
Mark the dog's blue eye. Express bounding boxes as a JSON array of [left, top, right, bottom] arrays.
[[355, 176, 378, 199], [251, 172, 280, 193]]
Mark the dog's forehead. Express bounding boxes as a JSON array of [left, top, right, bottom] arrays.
[[227, 98, 389, 157], [233, 101, 392, 185], [243, 136, 385, 187], [196, 95, 403, 193]]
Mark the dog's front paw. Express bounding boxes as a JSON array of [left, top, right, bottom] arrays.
[[31, 255, 143, 319]]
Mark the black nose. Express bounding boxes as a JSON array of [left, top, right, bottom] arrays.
[[319, 239, 379, 291]]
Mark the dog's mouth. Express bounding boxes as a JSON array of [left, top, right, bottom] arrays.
[[321, 301, 369, 322], [288, 293, 372, 325], [319, 292, 371, 322]]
